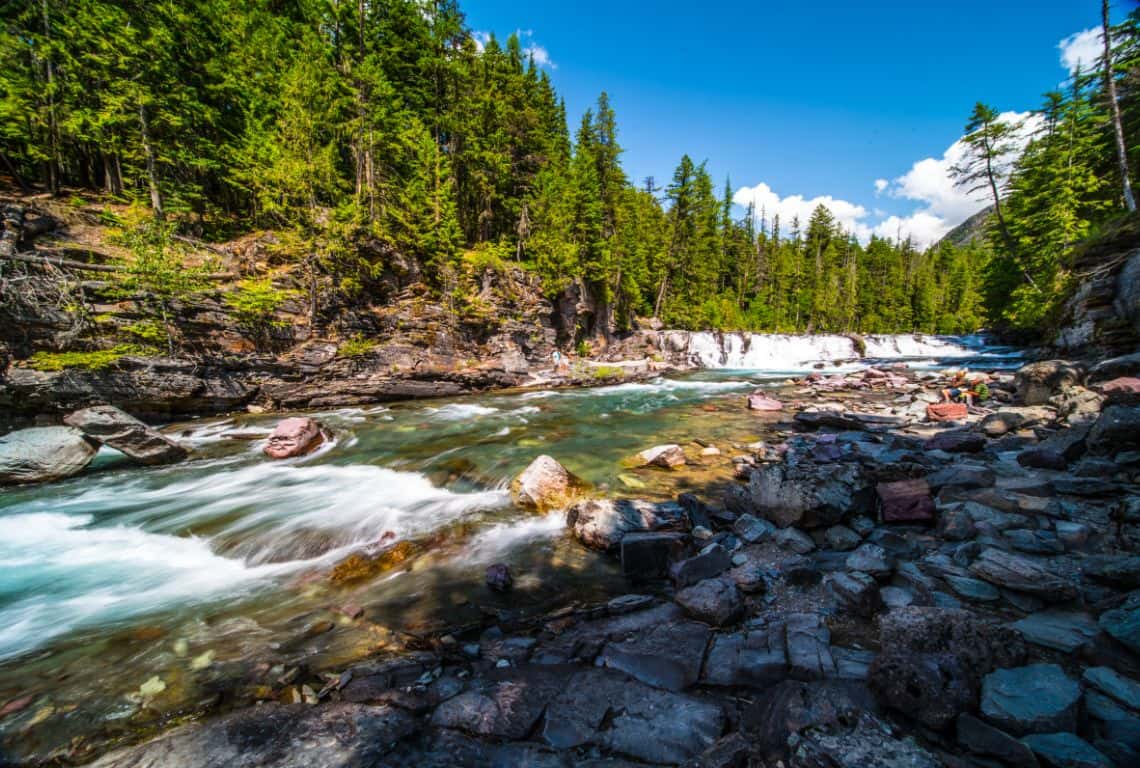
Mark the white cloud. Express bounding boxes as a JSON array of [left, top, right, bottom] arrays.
[[734, 111, 1042, 249], [733, 183, 873, 242], [1059, 27, 1102, 75], [471, 29, 555, 69]]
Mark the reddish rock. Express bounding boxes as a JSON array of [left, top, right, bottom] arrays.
[[927, 402, 968, 422], [0, 696, 33, 719], [1101, 377, 1140, 405], [747, 393, 783, 411], [877, 479, 936, 523], [264, 417, 325, 459]]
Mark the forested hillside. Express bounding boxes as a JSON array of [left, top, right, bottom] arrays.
[[1, 0, 1138, 341]]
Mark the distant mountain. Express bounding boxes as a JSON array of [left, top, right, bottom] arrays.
[[938, 206, 993, 248]]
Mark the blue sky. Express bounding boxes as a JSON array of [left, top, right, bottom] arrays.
[[463, 0, 1122, 245]]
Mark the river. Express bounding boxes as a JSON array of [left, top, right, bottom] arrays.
[[0, 333, 1023, 762]]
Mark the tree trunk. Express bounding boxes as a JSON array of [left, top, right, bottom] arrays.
[[41, 0, 60, 195], [138, 102, 164, 219], [1104, 0, 1136, 212]]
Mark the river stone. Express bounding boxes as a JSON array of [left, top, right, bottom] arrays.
[[1021, 733, 1112, 768], [1084, 667, 1140, 713], [1083, 555, 1140, 590], [675, 578, 744, 626], [980, 664, 1081, 736], [748, 459, 869, 529], [1018, 448, 1069, 470], [510, 455, 584, 511], [566, 498, 683, 552], [981, 407, 1053, 437], [1015, 360, 1085, 406], [1012, 611, 1100, 653], [776, 527, 816, 554], [702, 625, 788, 688], [734, 513, 776, 544], [877, 478, 935, 523], [945, 575, 1001, 602], [785, 612, 836, 680], [0, 426, 98, 485], [868, 651, 975, 730], [928, 463, 996, 490], [599, 618, 711, 691], [620, 532, 686, 580], [263, 417, 324, 459], [824, 524, 861, 551], [924, 430, 986, 453], [1004, 528, 1065, 555], [87, 703, 416, 768], [927, 402, 968, 422], [748, 393, 783, 411], [593, 683, 724, 764], [637, 443, 686, 468], [846, 543, 893, 579], [670, 543, 732, 588], [827, 571, 881, 618], [1088, 405, 1140, 455], [956, 713, 1040, 768], [431, 665, 572, 738], [968, 548, 1078, 601], [1101, 376, 1140, 405], [63, 405, 187, 465]]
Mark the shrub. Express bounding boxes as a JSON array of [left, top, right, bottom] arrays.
[[338, 334, 377, 358]]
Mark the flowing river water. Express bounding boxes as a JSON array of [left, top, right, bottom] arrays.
[[0, 333, 1025, 762]]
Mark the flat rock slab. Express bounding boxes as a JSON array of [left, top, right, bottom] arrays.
[[675, 578, 744, 626], [431, 665, 570, 739], [1082, 667, 1140, 712], [877, 478, 935, 523], [64, 405, 187, 465], [0, 426, 98, 485], [786, 613, 836, 680], [1011, 611, 1100, 653], [1099, 595, 1140, 654], [980, 664, 1081, 736], [702, 624, 788, 688], [599, 616, 711, 691], [88, 703, 416, 768], [1021, 732, 1113, 768], [968, 548, 1078, 601], [957, 713, 1039, 768]]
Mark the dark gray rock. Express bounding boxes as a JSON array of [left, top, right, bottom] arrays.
[[1005, 529, 1065, 555], [1099, 593, 1140, 654], [594, 685, 724, 764], [702, 625, 788, 688], [868, 651, 975, 730], [1083, 667, 1140, 713], [733, 513, 776, 544], [846, 543, 893, 579], [828, 571, 882, 618], [599, 618, 711, 691], [1021, 733, 1112, 768], [878, 607, 1026, 680], [1087, 404, 1140, 455], [89, 703, 415, 768], [743, 679, 879, 753], [749, 459, 870, 529], [671, 543, 732, 588], [924, 431, 986, 453], [63, 405, 187, 465], [431, 666, 567, 738], [0, 426, 97, 485], [980, 664, 1081, 736], [726, 560, 768, 594], [675, 578, 744, 626], [1011, 611, 1100, 653], [824, 524, 862, 551], [786, 613, 836, 680], [1018, 449, 1068, 470], [968, 548, 1078, 601], [928, 464, 996, 490], [776, 527, 817, 554], [831, 647, 877, 681], [1084, 555, 1140, 590], [945, 575, 1001, 602], [939, 506, 977, 541], [790, 711, 941, 768], [780, 554, 821, 586], [621, 532, 686, 580], [957, 713, 1040, 768]]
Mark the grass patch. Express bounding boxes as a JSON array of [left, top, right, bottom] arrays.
[[25, 345, 150, 372], [591, 365, 624, 379], [337, 334, 378, 358]]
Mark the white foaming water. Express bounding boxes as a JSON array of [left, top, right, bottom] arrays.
[[0, 463, 509, 660], [426, 403, 501, 420], [684, 332, 1003, 370], [463, 510, 567, 563]]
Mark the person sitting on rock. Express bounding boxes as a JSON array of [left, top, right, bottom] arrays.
[[941, 369, 974, 406]]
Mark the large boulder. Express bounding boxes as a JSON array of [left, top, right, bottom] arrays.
[[980, 407, 1053, 437], [264, 417, 325, 459], [0, 426, 98, 485], [1015, 360, 1085, 406], [675, 578, 744, 626], [510, 455, 584, 512], [749, 459, 870, 529], [1050, 386, 1105, 426], [566, 498, 683, 551], [1087, 405, 1140, 455], [748, 393, 783, 411], [63, 405, 187, 465]]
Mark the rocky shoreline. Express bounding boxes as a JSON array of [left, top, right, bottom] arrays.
[[15, 354, 1131, 768]]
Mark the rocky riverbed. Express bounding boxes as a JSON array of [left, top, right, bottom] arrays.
[[3, 353, 1136, 767]]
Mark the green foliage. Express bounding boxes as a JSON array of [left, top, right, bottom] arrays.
[[26, 345, 147, 371], [337, 335, 378, 358], [122, 320, 168, 346], [591, 365, 624, 379], [226, 278, 289, 327]]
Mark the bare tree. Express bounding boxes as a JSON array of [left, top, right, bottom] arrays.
[[1104, 0, 1136, 211]]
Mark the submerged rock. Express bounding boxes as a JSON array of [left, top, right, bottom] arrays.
[[747, 393, 783, 411], [0, 426, 98, 485], [64, 405, 187, 464], [485, 563, 513, 592], [264, 416, 325, 459], [637, 443, 686, 469], [510, 455, 584, 511]]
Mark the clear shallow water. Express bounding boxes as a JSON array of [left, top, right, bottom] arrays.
[[0, 334, 1022, 761]]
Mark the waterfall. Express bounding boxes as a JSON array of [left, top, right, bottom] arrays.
[[680, 332, 1004, 371]]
